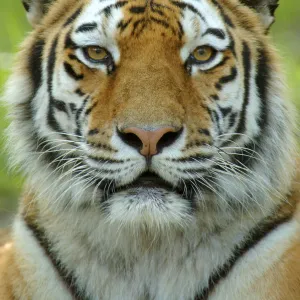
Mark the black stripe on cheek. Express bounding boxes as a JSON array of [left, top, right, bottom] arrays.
[[230, 47, 271, 168], [219, 111, 238, 147], [47, 38, 58, 89], [219, 106, 231, 118], [68, 54, 82, 63], [47, 37, 61, 132], [75, 97, 88, 136], [236, 42, 251, 135], [256, 47, 269, 131], [228, 112, 237, 128], [69, 103, 77, 114], [177, 21, 184, 40], [54, 100, 69, 115], [88, 129, 99, 136], [64, 62, 84, 80], [215, 83, 222, 90], [205, 56, 230, 73], [75, 88, 85, 97], [85, 102, 97, 116], [212, 110, 222, 135], [228, 32, 236, 57], [65, 33, 79, 50], [219, 67, 237, 84], [28, 39, 45, 97], [47, 37, 70, 136], [63, 7, 82, 27], [198, 129, 211, 136]]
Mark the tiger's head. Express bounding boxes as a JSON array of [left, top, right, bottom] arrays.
[[5, 0, 296, 230]]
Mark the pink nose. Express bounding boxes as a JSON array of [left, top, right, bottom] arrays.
[[119, 127, 183, 157]]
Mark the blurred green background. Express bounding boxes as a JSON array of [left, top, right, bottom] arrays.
[[0, 1, 300, 225]]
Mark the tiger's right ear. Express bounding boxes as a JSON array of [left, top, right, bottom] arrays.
[[21, 0, 54, 26], [239, 0, 279, 31]]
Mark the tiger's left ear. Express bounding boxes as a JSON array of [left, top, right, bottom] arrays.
[[240, 0, 279, 31], [21, 0, 55, 27]]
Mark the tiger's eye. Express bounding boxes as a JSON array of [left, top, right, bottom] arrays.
[[192, 46, 214, 63], [85, 46, 109, 62]]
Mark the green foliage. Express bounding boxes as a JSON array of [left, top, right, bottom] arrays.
[[0, 2, 29, 212], [0, 1, 299, 212]]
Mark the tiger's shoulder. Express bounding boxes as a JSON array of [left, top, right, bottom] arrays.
[[230, 166, 300, 299], [0, 229, 11, 249], [1, 176, 300, 300], [0, 230, 17, 300]]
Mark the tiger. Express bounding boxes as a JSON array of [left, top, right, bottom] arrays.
[[1, 0, 300, 299]]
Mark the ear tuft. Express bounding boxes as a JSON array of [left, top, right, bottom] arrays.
[[240, 0, 279, 31], [22, 1, 30, 12], [21, 0, 54, 27], [268, 3, 279, 16]]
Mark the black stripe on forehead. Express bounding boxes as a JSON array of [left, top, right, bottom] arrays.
[[117, 18, 133, 32], [170, 0, 207, 23], [202, 28, 226, 40], [63, 7, 83, 27], [117, 2, 183, 38], [130, 6, 146, 14], [211, 0, 235, 28], [76, 22, 98, 33]]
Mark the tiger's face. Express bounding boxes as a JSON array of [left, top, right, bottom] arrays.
[[8, 0, 293, 229]]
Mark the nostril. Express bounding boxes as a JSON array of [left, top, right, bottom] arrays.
[[118, 126, 183, 157], [157, 128, 183, 153], [117, 130, 143, 151]]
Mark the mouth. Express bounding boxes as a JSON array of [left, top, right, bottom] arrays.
[[127, 172, 174, 189], [104, 171, 187, 200]]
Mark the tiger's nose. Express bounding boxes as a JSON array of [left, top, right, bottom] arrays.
[[118, 127, 183, 157]]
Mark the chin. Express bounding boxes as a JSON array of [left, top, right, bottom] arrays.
[[102, 174, 194, 230]]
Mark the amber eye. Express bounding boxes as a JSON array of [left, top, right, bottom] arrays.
[[192, 46, 215, 63], [84, 46, 109, 62]]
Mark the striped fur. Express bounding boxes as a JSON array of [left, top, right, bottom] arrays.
[[1, 0, 300, 299]]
